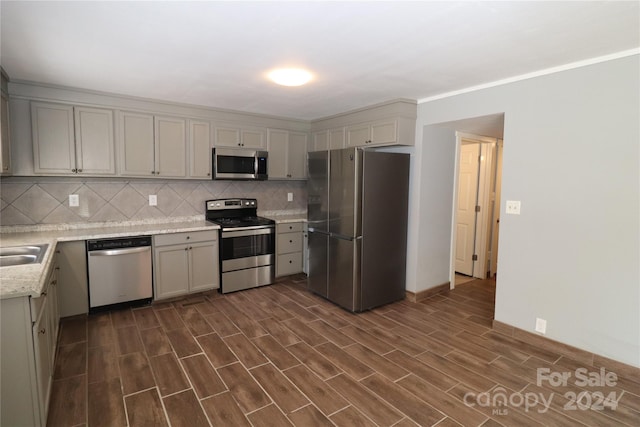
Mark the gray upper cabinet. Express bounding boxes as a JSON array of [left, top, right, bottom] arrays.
[[118, 111, 154, 176], [214, 124, 266, 149], [118, 111, 186, 178], [31, 102, 115, 175], [329, 128, 346, 150], [311, 100, 417, 150], [31, 102, 75, 174], [188, 119, 212, 178], [310, 127, 345, 152], [1, 93, 12, 175], [74, 107, 115, 174], [267, 129, 308, 179], [346, 120, 397, 148], [311, 130, 328, 152], [288, 132, 308, 178], [155, 116, 186, 177]]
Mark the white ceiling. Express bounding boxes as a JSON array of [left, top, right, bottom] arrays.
[[1, 1, 638, 121]]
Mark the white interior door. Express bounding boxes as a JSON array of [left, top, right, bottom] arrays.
[[455, 143, 480, 275]]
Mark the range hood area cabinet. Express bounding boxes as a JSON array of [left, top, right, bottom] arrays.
[[31, 102, 116, 175], [267, 128, 308, 179], [214, 124, 266, 149]]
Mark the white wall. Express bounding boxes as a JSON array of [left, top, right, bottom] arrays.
[[409, 55, 639, 367]]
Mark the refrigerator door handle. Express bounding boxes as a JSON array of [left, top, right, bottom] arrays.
[[308, 228, 330, 235], [329, 232, 362, 241]]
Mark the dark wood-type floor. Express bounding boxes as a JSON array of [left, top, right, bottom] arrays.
[[48, 275, 640, 426]]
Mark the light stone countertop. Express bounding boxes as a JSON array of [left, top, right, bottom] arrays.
[[0, 217, 219, 300], [262, 209, 307, 224], [269, 214, 308, 224]]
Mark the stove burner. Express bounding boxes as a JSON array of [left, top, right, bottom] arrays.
[[205, 198, 275, 229], [208, 216, 275, 228]]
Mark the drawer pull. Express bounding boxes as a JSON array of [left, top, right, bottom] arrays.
[[289, 240, 293, 243], [39, 328, 46, 334]]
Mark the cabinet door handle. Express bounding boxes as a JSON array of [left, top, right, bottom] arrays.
[[184, 247, 188, 251], [41, 291, 47, 296], [40, 328, 46, 334], [71, 168, 77, 173], [77, 169, 83, 173], [189, 246, 192, 250], [289, 240, 293, 243]]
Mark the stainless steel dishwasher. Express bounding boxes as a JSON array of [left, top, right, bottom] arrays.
[[86, 236, 153, 313]]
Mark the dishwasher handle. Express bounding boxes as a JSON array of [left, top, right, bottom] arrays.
[[88, 246, 151, 257]]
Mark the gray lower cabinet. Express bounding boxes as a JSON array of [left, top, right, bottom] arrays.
[[276, 222, 304, 277], [1, 255, 60, 427], [153, 230, 219, 300]]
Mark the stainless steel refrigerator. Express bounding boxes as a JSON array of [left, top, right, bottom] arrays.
[[307, 147, 410, 312]]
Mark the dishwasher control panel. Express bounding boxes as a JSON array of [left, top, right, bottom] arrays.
[[86, 236, 152, 251]]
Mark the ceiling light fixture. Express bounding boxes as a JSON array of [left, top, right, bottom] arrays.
[[268, 68, 313, 86]]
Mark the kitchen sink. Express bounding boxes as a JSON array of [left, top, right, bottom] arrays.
[[0, 244, 49, 267]]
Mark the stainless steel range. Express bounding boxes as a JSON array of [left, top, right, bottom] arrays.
[[206, 198, 275, 293]]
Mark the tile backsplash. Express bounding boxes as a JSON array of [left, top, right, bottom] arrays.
[[0, 177, 307, 227]]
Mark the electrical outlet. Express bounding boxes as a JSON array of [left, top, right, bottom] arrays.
[[287, 192, 293, 202], [69, 194, 79, 207], [505, 200, 521, 215], [149, 195, 158, 206], [535, 318, 547, 334]]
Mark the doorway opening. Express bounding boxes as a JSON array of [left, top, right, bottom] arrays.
[[452, 134, 503, 286], [433, 112, 504, 290]]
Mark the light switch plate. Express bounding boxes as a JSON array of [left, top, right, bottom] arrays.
[[535, 318, 547, 334], [69, 194, 79, 207], [287, 192, 293, 202], [505, 200, 521, 215], [149, 195, 158, 206]]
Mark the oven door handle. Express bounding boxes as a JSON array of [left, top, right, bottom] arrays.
[[222, 227, 275, 238]]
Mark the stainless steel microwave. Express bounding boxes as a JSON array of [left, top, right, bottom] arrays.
[[212, 148, 268, 180]]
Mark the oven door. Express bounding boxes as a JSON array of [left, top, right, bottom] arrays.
[[220, 227, 275, 272]]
